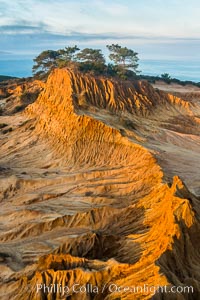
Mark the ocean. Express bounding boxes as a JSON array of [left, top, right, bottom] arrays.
[[0, 58, 199, 82], [0, 59, 33, 78], [139, 59, 200, 82]]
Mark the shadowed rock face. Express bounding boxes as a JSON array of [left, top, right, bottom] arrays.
[[0, 69, 200, 299]]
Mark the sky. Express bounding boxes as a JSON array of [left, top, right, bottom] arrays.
[[0, 0, 200, 79]]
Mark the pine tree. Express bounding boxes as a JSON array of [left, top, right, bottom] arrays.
[[106, 44, 139, 79]]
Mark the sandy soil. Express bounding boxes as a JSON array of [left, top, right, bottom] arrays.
[[0, 70, 200, 300]]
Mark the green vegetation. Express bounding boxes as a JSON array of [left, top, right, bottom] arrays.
[[32, 44, 140, 80], [13, 105, 25, 113], [106, 44, 139, 79], [32, 45, 200, 87], [2, 127, 12, 134], [76, 48, 106, 74], [139, 74, 200, 87], [32, 50, 60, 79], [0, 75, 17, 82], [57, 45, 80, 67], [161, 73, 171, 83], [0, 123, 8, 129]]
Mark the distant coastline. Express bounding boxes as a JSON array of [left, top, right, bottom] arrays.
[[0, 57, 199, 83], [0, 75, 17, 82]]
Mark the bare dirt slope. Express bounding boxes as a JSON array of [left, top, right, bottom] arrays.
[[0, 69, 200, 299]]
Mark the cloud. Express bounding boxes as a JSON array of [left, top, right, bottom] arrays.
[[0, 0, 200, 63], [0, 0, 200, 38], [0, 24, 48, 34], [1, 29, 200, 59], [0, 50, 12, 54]]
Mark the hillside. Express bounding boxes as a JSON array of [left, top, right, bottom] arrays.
[[0, 75, 17, 82], [0, 69, 200, 299]]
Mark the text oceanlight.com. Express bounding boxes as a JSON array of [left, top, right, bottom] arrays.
[[36, 283, 193, 295]]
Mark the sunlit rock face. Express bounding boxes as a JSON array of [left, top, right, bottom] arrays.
[[0, 69, 200, 299]]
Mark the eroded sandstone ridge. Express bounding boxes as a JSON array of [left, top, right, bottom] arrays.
[[0, 69, 200, 299]]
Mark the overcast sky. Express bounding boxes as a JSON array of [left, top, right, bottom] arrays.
[[0, 0, 200, 61]]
